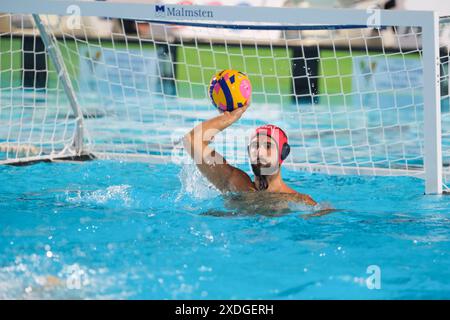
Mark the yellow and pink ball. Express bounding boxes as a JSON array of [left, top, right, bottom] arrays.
[[209, 69, 252, 112]]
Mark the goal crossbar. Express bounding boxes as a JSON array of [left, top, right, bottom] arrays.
[[0, 0, 439, 28]]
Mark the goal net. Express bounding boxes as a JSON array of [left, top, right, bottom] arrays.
[[0, 1, 448, 194]]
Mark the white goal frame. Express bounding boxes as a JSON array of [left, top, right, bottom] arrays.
[[0, 0, 445, 194]]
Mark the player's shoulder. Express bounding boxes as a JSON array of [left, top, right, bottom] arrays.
[[228, 166, 257, 192]]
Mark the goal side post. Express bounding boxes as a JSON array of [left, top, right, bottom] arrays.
[[32, 14, 86, 156], [423, 12, 443, 194]]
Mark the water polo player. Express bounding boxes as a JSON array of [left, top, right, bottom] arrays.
[[183, 104, 317, 206]]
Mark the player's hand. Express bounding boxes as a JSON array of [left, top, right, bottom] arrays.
[[222, 102, 250, 124]]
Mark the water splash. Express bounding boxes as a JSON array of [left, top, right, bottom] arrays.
[[0, 254, 132, 299], [177, 163, 220, 201], [65, 185, 133, 207]]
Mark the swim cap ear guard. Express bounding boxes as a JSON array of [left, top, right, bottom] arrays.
[[280, 141, 291, 161]]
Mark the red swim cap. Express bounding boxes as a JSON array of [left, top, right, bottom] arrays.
[[252, 124, 290, 164]]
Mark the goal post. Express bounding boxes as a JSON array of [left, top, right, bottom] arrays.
[[422, 12, 443, 194], [32, 13, 85, 155], [0, 0, 448, 194]]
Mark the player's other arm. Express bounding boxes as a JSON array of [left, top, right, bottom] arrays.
[[296, 193, 317, 206], [183, 106, 254, 193]]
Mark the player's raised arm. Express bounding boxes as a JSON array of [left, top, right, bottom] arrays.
[[183, 105, 254, 193]]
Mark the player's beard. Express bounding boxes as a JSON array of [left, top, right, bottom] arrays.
[[251, 161, 278, 191]]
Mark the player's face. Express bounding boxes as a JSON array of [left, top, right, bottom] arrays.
[[248, 135, 279, 175]]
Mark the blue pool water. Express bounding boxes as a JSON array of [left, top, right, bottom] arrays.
[[1, 160, 450, 299]]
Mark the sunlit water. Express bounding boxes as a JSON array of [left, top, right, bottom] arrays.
[[1, 161, 450, 299]]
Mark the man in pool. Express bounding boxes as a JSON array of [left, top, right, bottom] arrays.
[[183, 104, 317, 206]]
